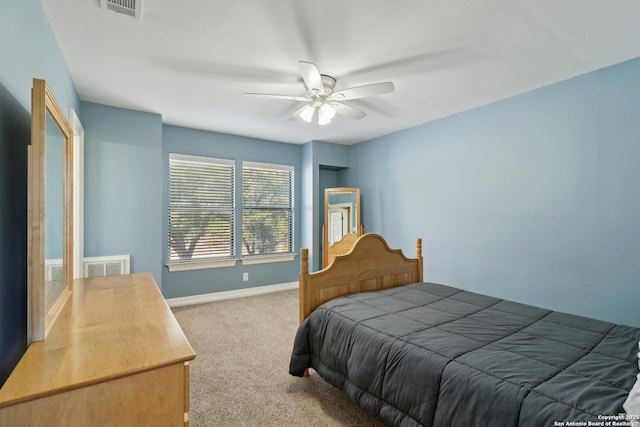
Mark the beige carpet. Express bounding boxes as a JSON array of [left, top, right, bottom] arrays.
[[171, 289, 388, 427]]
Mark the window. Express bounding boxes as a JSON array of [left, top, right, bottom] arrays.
[[168, 154, 235, 270], [242, 162, 294, 259]]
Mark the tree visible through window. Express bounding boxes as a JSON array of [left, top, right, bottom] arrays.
[[168, 154, 234, 262], [242, 162, 294, 257]]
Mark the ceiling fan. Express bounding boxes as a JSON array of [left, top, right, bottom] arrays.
[[244, 61, 395, 125]]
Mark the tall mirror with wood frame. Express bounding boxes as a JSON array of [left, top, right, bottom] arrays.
[[322, 187, 363, 268], [29, 78, 73, 342]]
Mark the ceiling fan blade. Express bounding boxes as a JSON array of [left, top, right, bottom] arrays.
[[299, 61, 324, 93], [344, 49, 473, 80], [244, 92, 308, 102], [330, 82, 395, 101], [332, 102, 366, 120]]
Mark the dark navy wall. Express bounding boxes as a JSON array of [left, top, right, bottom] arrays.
[[344, 57, 640, 327], [0, 0, 79, 386], [0, 84, 29, 387]]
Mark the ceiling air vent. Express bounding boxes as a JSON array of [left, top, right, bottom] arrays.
[[100, 0, 143, 21]]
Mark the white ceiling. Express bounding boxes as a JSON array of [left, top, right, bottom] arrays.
[[42, 0, 640, 145]]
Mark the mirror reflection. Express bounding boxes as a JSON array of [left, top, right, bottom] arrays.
[[327, 190, 358, 245], [322, 187, 362, 268], [29, 78, 73, 342], [44, 111, 64, 314]]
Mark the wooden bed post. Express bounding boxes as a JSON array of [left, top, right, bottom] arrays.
[[321, 225, 328, 269], [299, 248, 310, 323], [416, 238, 423, 282], [299, 248, 311, 377]]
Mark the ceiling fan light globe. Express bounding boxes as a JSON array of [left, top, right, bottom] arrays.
[[299, 105, 315, 123], [318, 115, 332, 126], [320, 103, 336, 121]]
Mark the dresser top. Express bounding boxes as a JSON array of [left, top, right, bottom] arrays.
[[0, 272, 195, 407]]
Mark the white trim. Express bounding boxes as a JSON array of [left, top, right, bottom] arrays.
[[69, 107, 84, 279], [169, 152, 234, 166], [242, 160, 294, 171], [241, 253, 296, 265], [167, 258, 237, 272], [166, 281, 298, 307]]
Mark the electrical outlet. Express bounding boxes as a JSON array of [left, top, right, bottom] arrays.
[[243, 272, 249, 281]]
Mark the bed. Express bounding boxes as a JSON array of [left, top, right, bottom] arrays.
[[289, 233, 640, 427]]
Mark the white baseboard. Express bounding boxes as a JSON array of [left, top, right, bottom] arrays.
[[165, 281, 298, 308]]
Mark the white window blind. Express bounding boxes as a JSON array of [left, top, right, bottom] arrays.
[[168, 154, 235, 264], [242, 162, 294, 257]]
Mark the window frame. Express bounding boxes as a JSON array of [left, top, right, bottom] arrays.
[[166, 153, 237, 272], [240, 161, 295, 264]]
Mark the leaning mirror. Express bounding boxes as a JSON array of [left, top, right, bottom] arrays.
[[29, 79, 73, 342], [322, 187, 362, 268]]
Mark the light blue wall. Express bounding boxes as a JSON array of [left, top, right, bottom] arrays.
[[162, 125, 303, 299], [3, 0, 637, 348], [0, 1, 79, 115], [301, 141, 351, 270], [81, 102, 163, 285], [344, 57, 640, 327], [0, 0, 79, 386], [44, 114, 64, 259]]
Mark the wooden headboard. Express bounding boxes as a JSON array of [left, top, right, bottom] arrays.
[[298, 233, 423, 322], [325, 232, 359, 267]]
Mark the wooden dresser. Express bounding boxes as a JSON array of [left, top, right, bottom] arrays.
[[0, 272, 195, 427]]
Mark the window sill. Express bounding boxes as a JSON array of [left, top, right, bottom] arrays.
[[166, 258, 237, 272], [241, 254, 296, 265]]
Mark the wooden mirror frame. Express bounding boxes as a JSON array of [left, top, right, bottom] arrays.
[[322, 187, 363, 268], [28, 79, 73, 342]]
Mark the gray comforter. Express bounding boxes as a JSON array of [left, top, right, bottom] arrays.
[[289, 282, 640, 427]]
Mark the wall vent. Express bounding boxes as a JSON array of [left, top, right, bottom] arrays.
[[83, 255, 130, 278], [99, 0, 143, 20], [45, 259, 64, 282]]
